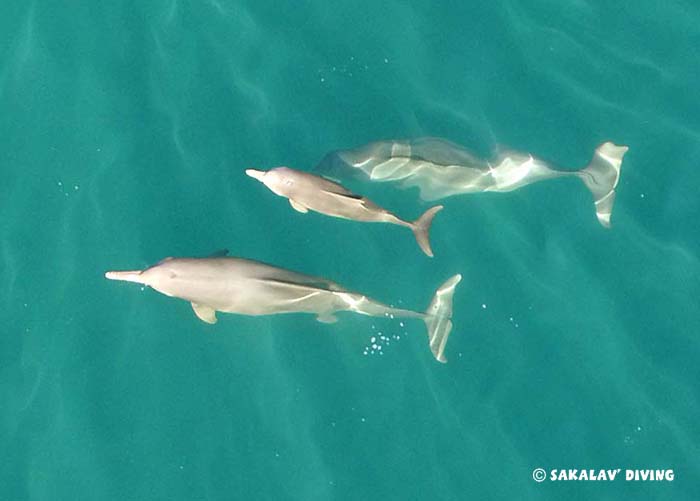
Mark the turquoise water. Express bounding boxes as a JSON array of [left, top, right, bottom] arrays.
[[2, 1, 699, 499]]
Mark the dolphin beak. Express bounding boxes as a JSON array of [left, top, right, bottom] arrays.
[[245, 169, 266, 182], [105, 270, 145, 284]]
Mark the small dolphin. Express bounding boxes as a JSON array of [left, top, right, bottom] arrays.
[[315, 138, 629, 227], [105, 252, 462, 362], [245, 167, 443, 257]]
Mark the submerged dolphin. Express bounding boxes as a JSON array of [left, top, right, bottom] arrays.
[[315, 138, 629, 227], [245, 167, 443, 257], [105, 253, 462, 362]]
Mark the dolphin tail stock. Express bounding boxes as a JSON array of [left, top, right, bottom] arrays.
[[577, 142, 629, 228], [423, 274, 462, 363], [411, 205, 444, 257], [105, 270, 144, 283]]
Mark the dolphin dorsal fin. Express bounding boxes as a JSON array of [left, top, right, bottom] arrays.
[[322, 189, 363, 201], [207, 249, 229, 258], [256, 276, 343, 293]]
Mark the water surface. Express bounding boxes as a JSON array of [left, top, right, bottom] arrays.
[[1, 1, 699, 499]]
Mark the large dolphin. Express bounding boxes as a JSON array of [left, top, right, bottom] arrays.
[[245, 167, 443, 257], [105, 253, 462, 362], [314, 138, 629, 227]]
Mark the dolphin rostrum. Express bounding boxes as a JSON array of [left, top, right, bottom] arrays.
[[105, 253, 462, 362], [314, 138, 629, 227], [245, 167, 443, 257]]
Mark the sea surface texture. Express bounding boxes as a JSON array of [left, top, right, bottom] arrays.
[[1, 1, 699, 500]]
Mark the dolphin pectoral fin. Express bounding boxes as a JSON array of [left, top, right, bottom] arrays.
[[192, 303, 218, 324], [316, 312, 338, 324], [289, 199, 309, 213]]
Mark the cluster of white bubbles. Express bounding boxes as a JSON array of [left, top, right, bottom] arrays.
[[57, 180, 80, 197], [318, 55, 391, 83], [362, 310, 407, 357]]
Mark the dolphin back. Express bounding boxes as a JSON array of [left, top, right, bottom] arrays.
[[314, 138, 485, 182]]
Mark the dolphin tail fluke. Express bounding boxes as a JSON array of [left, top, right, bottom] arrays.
[[578, 142, 629, 228], [105, 270, 144, 283], [423, 274, 462, 363], [411, 205, 443, 257]]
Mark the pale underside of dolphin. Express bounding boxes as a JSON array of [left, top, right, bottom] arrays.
[[105, 253, 462, 363], [245, 167, 443, 257], [314, 137, 629, 227]]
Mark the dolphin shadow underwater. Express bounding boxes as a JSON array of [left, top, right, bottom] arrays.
[[314, 137, 629, 227], [106, 252, 462, 363]]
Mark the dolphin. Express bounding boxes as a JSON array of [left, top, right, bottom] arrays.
[[314, 138, 629, 227], [105, 252, 462, 362], [245, 167, 443, 257]]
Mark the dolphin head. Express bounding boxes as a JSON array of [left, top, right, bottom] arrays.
[[245, 169, 267, 182], [105, 258, 178, 292], [246, 167, 294, 196], [105, 269, 146, 284]]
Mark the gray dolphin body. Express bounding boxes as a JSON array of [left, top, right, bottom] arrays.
[[105, 255, 462, 362], [315, 138, 629, 227], [245, 167, 443, 257]]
